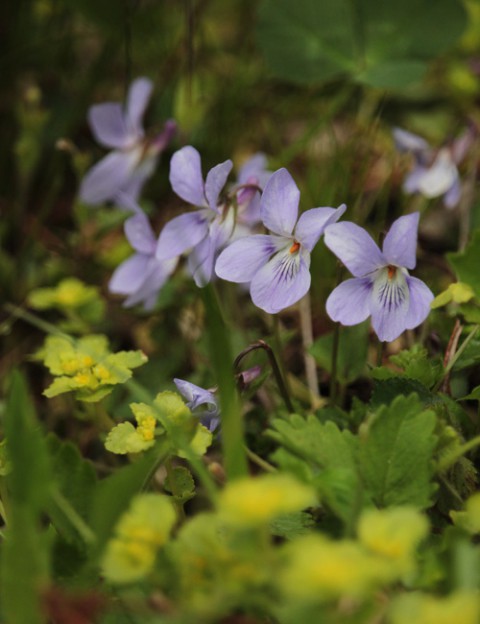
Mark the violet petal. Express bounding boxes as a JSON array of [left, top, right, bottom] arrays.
[[125, 77, 153, 139], [326, 277, 372, 325], [324, 221, 386, 277], [156, 211, 209, 260], [215, 235, 277, 283], [382, 212, 419, 270], [260, 168, 300, 236], [205, 159, 233, 213], [169, 146, 206, 207], [295, 204, 347, 252], [404, 276, 434, 330], [88, 103, 131, 150]]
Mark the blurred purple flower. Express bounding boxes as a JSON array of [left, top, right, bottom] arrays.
[[80, 77, 176, 208], [324, 212, 433, 342], [156, 146, 236, 287], [393, 128, 473, 209], [109, 209, 177, 310], [235, 153, 272, 228], [174, 378, 220, 432], [215, 168, 346, 314]]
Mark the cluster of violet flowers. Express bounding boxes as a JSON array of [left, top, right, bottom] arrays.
[[80, 77, 437, 347]]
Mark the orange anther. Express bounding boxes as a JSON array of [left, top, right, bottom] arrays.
[[289, 241, 300, 254]]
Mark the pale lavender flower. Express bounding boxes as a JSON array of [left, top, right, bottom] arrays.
[[109, 209, 177, 310], [174, 378, 220, 432], [80, 77, 176, 207], [324, 212, 433, 342], [156, 146, 235, 287], [215, 168, 346, 314], [393, 128, 472, 209]]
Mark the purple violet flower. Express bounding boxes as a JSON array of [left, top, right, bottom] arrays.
[[174, 378, 220, 432], [324, 212, 434, 343], [215, 168, 346, 314], [156, 146, 235, 287], [393, 128, 472, 209], [80, 77, 176, 208], [109, 208, 177, 310]]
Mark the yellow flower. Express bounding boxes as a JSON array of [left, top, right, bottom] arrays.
[[390, 591, 480, 624]]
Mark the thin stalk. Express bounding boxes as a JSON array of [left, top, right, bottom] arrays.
[[272, 315, 292, 404], [299, 293, 320, 405], [330, 322, 340, 405], [434, 325, 479, 393], [438, 434, 480, 473], [376, 340, 385, 367], [3, 303, 73, 341], [234, 340, 294, 413], [165, 456, 186, 521], [50, 487, 96, 545], [244, 447, 277, 474], [202, 285, 247, 481]]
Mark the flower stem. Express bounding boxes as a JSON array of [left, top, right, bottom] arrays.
[[234, 340, 294, 413], [330, 322, 340, 405], [438, 434, 480, 472], [299, 293, 320, 405], [244, 447, 277, 473], [202, 285, 248, 481], [3, 302, 73, 341], [434, 324, 479, 393]]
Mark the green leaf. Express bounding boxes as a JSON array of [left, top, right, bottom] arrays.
[[257, 0, 467, 88], [448, 230, 480, 299], [1, 371, 51, 624], [359, 394, 438, 508], [310, 321, 369, 383], [164, 466, 196, 503], [45, 435, 97, 547], [268, 414, 361, 523], [270, 511, 315, 540], [89, 442, 169, 553], [370, 377, 434, 409], [372, 346, 443, 389]]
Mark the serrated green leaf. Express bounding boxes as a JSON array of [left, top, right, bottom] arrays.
[[370, 377, 434, 408], [372, 346, 443, 389], [270, 511, 315, 540], [310, 322, 369, 383], [178, 424, 212, 458], [359, 394, 438, 508], [268, 415, 361, 523]]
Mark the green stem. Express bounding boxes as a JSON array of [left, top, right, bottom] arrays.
[[202, 285, 247, 481], [376, 340, 385, 367], [434, 325, 480, 392], [438, 434, 480, 473], [165, 456, 186, 521], [3, 303, 73, 341], [244, 447, 277, 473], [330, 322, 340, 405]]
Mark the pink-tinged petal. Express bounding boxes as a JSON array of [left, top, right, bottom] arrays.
[[417, 149, 459, 198], [382, 212, 419, 270], [169, 146, 206, 206], [88, 103, 130, 149], [124, 213, 156, 254], [324, 221, 386, 277], [156, 211, 209, 260], [149, 119, 177, 154], [205, 159, 233, 212], [115, 154, 158, 205], [404, 276, 434, 330], [238, 192, 261, 226], [326, 278, 372, 325], [215, 235, 278, 283], [113, 193, 143, 214], [295, 204, 347, 252], [250, 249, 311, 314], [451, 129, 474, 164], [443, 178, 461, 209], [79, 150, 139, 205], [109, 254, 150, 295], [370, 267, 410, 342], [238, 153, 268, 184], [260, 168, 300, 236], [125, 77, 153, 138], [393, 128, 430, 153], [403, 166, 426, 193], [188, 236, 214, 287]]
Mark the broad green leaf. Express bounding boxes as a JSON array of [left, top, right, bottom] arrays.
[[257, 0, 467, 88], [310, 321, 369, 383], [370, 377, 434, 409], [359, 394, 438, 508], [270, 511, 315, 540], [1, 371, 50, 624], [448, 230, 480, 299], [372, 346, 443, 389]]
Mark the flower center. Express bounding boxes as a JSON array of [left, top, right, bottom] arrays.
[[387, 265, 397, 280], [289, 241, 301, 254]]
